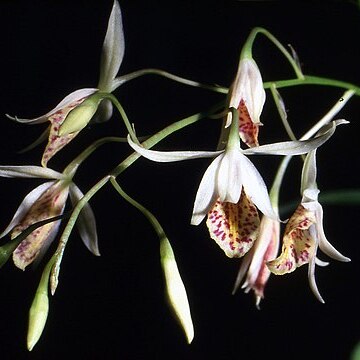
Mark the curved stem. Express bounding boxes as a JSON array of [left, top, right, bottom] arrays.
[[113, 68, 228, 94], [264, 76, 360, 95], [243, 27, 304, 79]]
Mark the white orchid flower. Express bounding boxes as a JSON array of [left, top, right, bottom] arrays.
[[7, 0, 125, 166], [225, 57, 266, 147], [128, 112, 340, 258], [0, 165, 98, 270], [232, 215, 280, 308], [267, 149, 350, 302]]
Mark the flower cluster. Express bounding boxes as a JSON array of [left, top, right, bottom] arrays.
[[0, 0, 356, 352]]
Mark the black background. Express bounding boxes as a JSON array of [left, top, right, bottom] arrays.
[[0, 0, 359, 359]]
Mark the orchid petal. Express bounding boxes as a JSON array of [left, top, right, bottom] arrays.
[[206, 192, 260, 258], [0, 182, 55, 239], [191, 155, 223, 225], [301, 150, 317, 194], [240, 154, 278, 221], [267, 205, 316, 274], [238, 99, 260, 148], [243, 121, 337, 156], [128, 134, 222, 162], [12, 182, 69, 270], [217, 149, 242, 203], [0, 166, 63, 179], [308, 254, 325, 303], [7, 88, 98, 124], [315, 257, 329, 267], [98, 0, 125, 92], [315, 203, 350, 262], [232, 250, 252, 294], [69, 184, 99, 256]]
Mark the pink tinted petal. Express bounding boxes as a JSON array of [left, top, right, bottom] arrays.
[[41, 97, 87, 167], [12, 181, 69, 270], [238, 100, 259, 148], [0, 182, 54, 239], [206, 191, 260, 258], [9, 88, 98, 124], [267, 205, 316, 274]]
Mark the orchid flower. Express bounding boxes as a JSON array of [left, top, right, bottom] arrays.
[[232, 215, 280, 308], [7, 0, 125, 166], [225, 57, 266, 147], [0, 165, 98, 270], [128, 109, 340, 258], [267, 149, 350, 302]]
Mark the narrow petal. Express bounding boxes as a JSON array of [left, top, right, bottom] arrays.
[[127, 135, 222, 162], [0, 166, 63, 179], [242, 121, 338, 156], [7, 88, 98, 124], [232, 250, 252, 294], [69, 184, 99, 256], [191, 155, 223, 225], [98, 0, 125, 92], [240, 154, 278, 221], [0, 182, 54, 238], [315, 203, 350, 262], [267, 205, 316, 274], [301, 150, 317, 194], [308, 253, 325, 303], [206, 191, 260, 258]]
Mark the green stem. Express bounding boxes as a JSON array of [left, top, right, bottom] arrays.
[[104, 93, 137, 139], [264, 75, 360, 95], [242, 27, 304, 79], [50, 104, 223, 292], [63, 136, 126, 176], [113, 68, 228, 95]]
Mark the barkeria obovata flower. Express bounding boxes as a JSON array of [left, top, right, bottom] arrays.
[[128, 110, 340, 259], [233, 215, 280, 308], [225, 57, 265, 147], [267, 145, 350, 302], [7, 0, 124, 167], [0, 165, 98, 270]]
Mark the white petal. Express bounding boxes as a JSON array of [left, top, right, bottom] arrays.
[[127, 135, 222, 162], [7, 88, 98, 124], [241, 156, 278, 220], [69, 184, 99, 256], [301, 150, 317, 194], [217, 149, 242, 203], [315, 204, 350, 262], [315, 257, 329, 267], [191, 155, 223, 225], [98, 0, 125, 92], [0, 182, 54, 238], [308, 255, 325, 303], [242, 123, 337, 156], [0, 166, 63, 179]]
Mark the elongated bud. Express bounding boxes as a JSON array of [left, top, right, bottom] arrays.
[[160, 237, 194, 344], [27, 288, 49, 351], [59, 94, 103, 135]]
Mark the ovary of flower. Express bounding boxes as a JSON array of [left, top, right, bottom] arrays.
[[225, 58, 265, 147], [7, 0, 125, 166], [0, 165, 99, 270], [233, 216, 280, 307]]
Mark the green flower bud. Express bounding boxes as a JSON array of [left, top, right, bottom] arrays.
[[59, 94, 103, 135]]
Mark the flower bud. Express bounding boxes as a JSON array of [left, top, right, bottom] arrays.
[[59, 95, 102, 135]]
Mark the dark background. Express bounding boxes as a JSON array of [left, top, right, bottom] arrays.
[[0, 0, 359, 359]]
